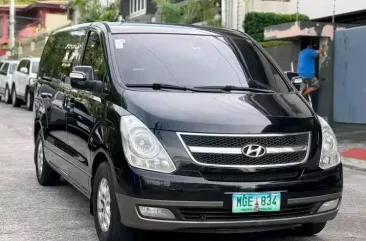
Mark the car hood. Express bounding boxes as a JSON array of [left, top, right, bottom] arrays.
[[123, 90, 316, 134]]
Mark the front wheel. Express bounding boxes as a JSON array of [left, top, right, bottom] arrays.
[[4, 86, 11, 104], [12, 87, 21, 107], [93, 162, 139, 241], [293, 222, 327, 236], [26, 89, 33, 111]]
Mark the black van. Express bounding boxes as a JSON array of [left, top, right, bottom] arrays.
[[33, 23, 342, 241]]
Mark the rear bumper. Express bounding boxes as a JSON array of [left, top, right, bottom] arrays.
[[116, 192, 341, 232]]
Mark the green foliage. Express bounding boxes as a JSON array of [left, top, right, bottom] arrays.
[[244, 12, 309, 42], [71, 0, 119, 23], [154, 0, 221, 27], [259, 40, 290, 48], [0, 0, 36, 4]]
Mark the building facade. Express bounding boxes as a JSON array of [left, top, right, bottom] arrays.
[[0, 0, 70, 57], [119, 0, 298, 32]]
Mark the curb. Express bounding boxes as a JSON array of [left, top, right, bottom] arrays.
[[342, 157, 366, 172]]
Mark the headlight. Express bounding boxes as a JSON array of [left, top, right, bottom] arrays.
[[29, 78, 37, 85], [120, 115, 176, 173], [318, 116, 340, 170]]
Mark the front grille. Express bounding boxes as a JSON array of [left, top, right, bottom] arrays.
[[179, 203, 319, 221], [200, 171, 300, 182], [180, 133, 309, 148], [192, 152, 307, 166], [178, 132, 311, 168]]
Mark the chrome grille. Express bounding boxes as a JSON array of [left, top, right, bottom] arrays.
[[177, 132, 311, 168]]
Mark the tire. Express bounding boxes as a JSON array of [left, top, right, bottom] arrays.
[[26, 89, 33, 111], [293, 222, 327, 236], [93, 162, 139, 241], [4, 86, 11, 104], [11, 87, 21, 107], [34, 131, 60, 186]]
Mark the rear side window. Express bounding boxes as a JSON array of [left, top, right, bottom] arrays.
[[10, 63, 18, 74], [39, 29, 86, 82]]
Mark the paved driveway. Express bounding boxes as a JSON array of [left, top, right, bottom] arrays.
[[0, 102, 364, 241]]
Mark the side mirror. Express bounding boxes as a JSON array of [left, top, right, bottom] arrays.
[[285, 71, 299, 80], [69, 66, 103, 93], [20, 67, 28, 74], [292, 76, 303, 84]]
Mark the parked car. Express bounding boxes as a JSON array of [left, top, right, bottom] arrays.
[[0, 60, 19, 104], [34, 23, 342, 241], [12, 57, 39, 110]]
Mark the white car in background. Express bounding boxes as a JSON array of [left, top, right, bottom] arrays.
[[0, 60, 19, 104], [11, 57, 40, 111]]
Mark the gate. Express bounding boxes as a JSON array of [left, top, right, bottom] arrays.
[[333, 26, 366, 124]]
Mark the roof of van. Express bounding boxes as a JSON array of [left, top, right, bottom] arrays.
[[56, 22, 249, 39], [1, 60, 19, 63]]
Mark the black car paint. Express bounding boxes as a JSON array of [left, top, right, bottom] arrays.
[[34, 23, 342, 231]]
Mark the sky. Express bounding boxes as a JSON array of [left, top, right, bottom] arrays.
[[298, 0, 366, 19]]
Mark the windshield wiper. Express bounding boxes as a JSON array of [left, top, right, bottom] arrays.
[[194, 85, 275, 93], [126, 83, 223, 92]]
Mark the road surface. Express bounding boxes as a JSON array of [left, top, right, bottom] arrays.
[[0, 101, 365, 241]]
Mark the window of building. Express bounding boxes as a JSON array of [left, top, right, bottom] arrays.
[[129, 0, 146, 17]]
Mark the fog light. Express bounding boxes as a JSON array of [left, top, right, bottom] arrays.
[[138, 206, 175, 220], [317, 199, 340, 213]]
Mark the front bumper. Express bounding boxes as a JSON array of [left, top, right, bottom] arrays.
[[115, 165, 343, 232], [116, 192, 341, 232]]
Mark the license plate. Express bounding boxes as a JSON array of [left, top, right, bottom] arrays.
[[232, 192, 281, 213]]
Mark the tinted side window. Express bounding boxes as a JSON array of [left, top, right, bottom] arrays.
[[39, 29, 86, 82], [17, 60, 26, 71], [82, 31, 106, 80], [1, 63, 9, 73]]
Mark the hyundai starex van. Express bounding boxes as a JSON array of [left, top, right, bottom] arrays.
[[33, 22, 342, 241]]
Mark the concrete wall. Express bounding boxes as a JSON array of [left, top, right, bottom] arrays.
[[246, 0, 296, 14], [45, 14, 71, 32], [265, 42, 301, 72]]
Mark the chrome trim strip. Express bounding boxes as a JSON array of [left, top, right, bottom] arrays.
[[188, 146, 307, 154], [177, 132, 312, 169], [177, 131, 310, 137], [287, 193, 342, 205]]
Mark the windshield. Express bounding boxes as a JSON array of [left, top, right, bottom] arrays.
[[112, 34, 290, 93], [32, 61, 39, 73]]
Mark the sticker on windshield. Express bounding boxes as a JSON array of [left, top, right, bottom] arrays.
[[115, 39, 126, 49]]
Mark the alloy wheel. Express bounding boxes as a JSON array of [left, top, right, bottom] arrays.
[[97, 177, 111, 232], [4, 88, 8, 102], [12, 89, 16, 104], [37, 140, 44, 176], [27, 93, 31, 109]]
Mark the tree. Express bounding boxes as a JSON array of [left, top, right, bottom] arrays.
[[153, 0, 221, 27], [71, 0, 119, 23]]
